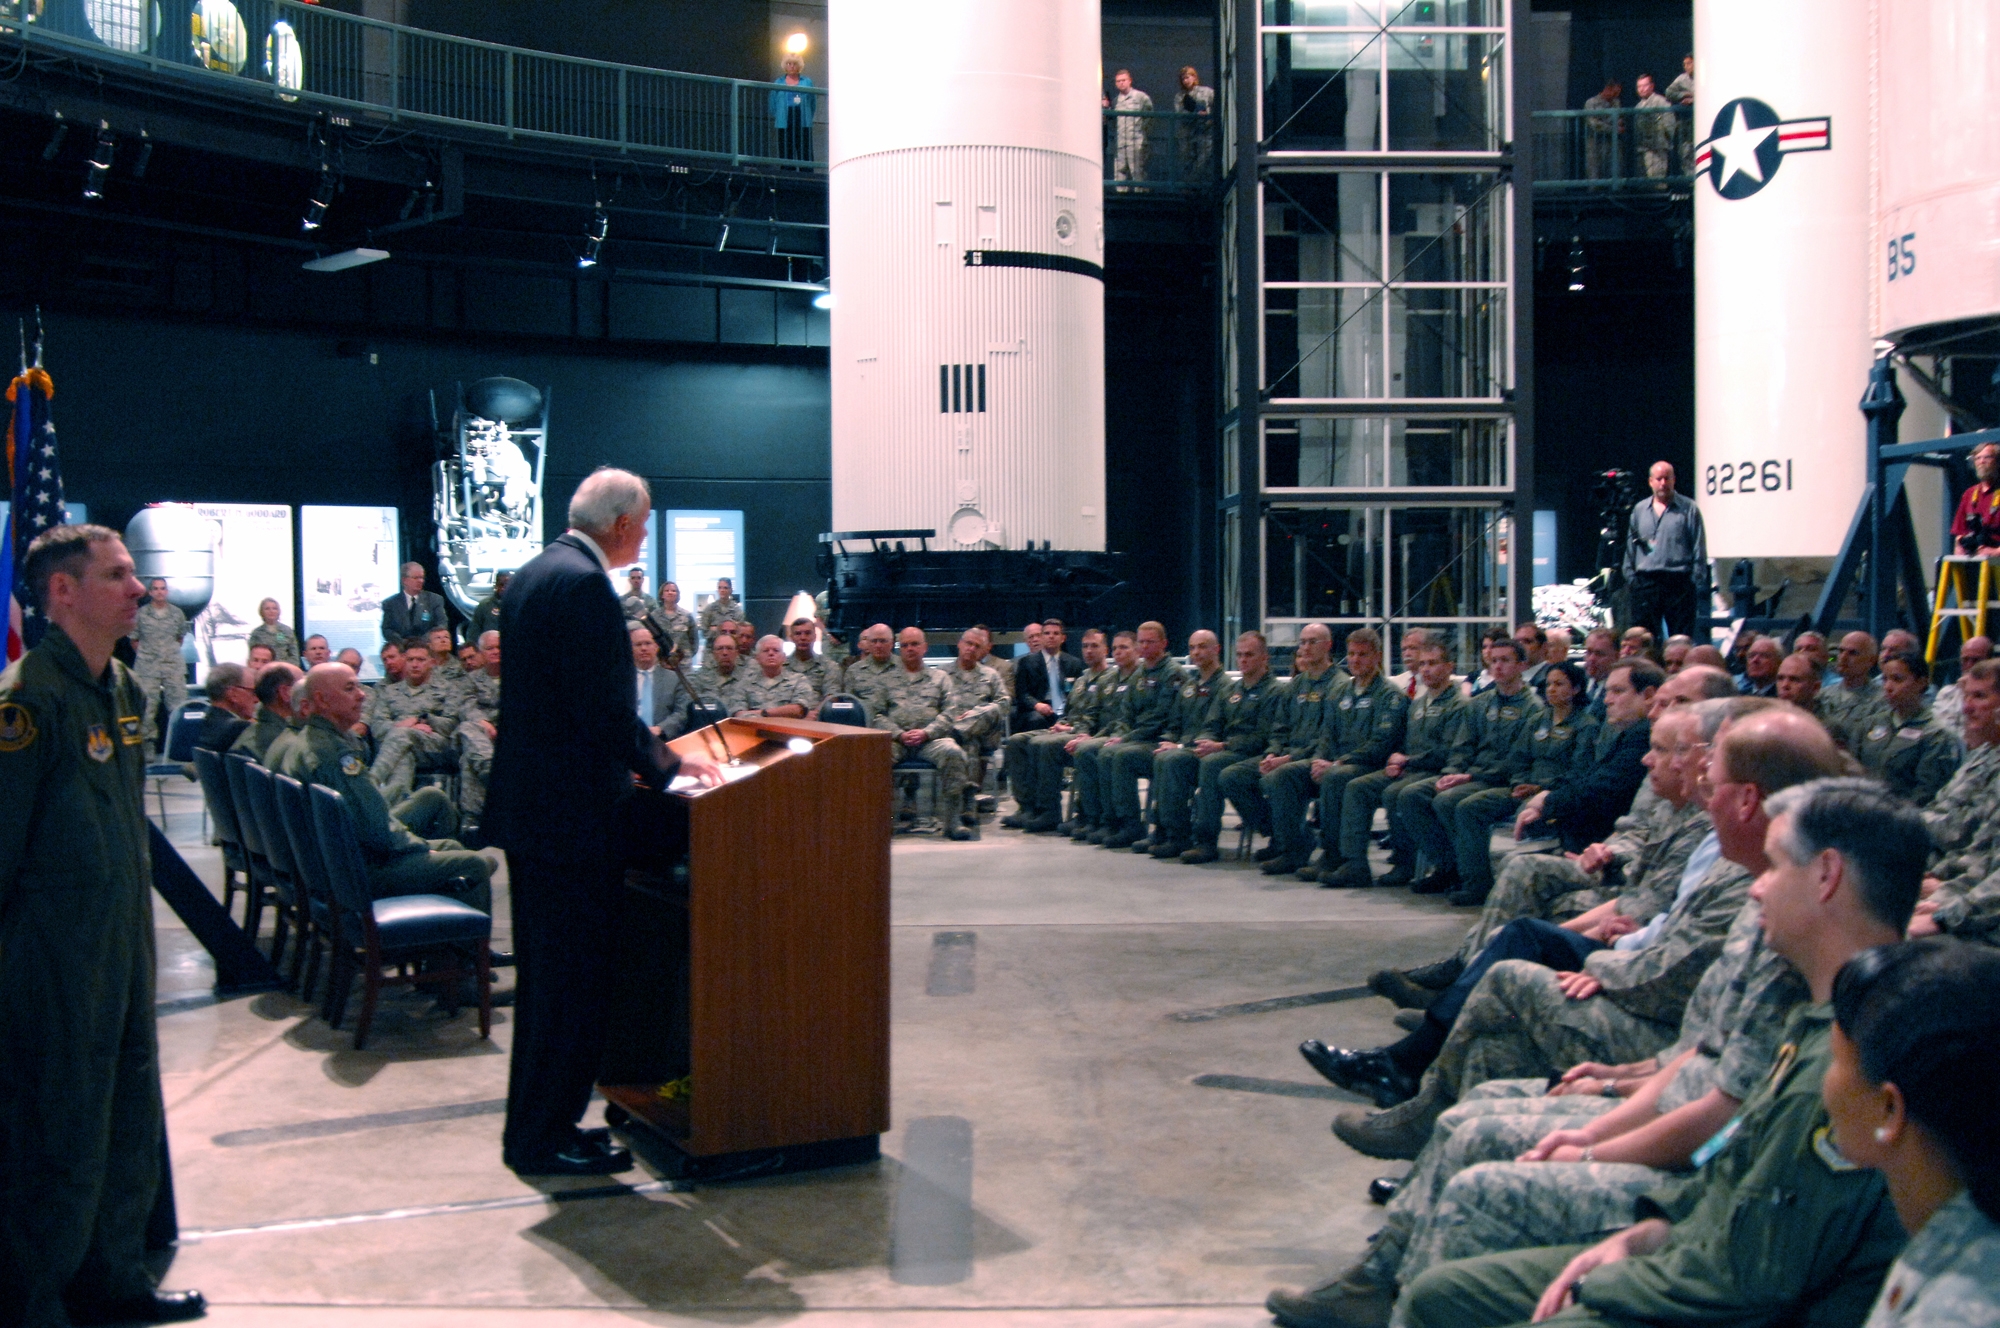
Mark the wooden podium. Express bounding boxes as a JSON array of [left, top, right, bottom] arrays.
[[599, 715, 893, 1179]]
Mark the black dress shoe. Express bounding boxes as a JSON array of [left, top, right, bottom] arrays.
[[1368, 1176, 1400, 1205], [1377, 863, 1417, 887], [1410, 868, 1459, 895], [508, 1138, 634, 1176], [488, 951, 516, 968], [1297, 1040, 1415, 1108], [70, 1291, 207, 1325]]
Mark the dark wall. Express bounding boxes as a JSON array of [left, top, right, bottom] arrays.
[[1536, 0, 1692, 107], [398, 0, 771, 81], [36, 309, 831, 632]]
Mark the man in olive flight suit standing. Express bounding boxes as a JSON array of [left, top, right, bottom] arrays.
[[0, 525, 207, 1327]]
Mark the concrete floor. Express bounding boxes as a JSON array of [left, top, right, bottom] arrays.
[[144, 778, 1470, 1326]]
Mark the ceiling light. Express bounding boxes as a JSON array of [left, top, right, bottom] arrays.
[[812, 291, 835, 310], [302, 166, 336, 232], [302, 248, 390, 272], [716, 222, 729, 251], [577, 205, 609, 268], [784, 31, 808, 54], [1566, 236, 1588, 293], [81, 123, 114, 201]]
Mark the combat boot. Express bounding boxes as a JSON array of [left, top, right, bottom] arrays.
[[1151, 837, 1190, 859], [1410, 866, 1459, 895], [1180, 841, 1220, 864], [1023, 812, 1062, 833], [1366, 969, 1440, 1010], [945, 792, 973, 841], [1331, 1076, 1448, 1160], [1252, 843, 1285, 863], [1266, 1262, 1395, 1328], [1104, 821, 1143, 849], [1402, 955, 1464, 988], [1376, 860, 1416, 887], [1323, 861, 1374, 889]]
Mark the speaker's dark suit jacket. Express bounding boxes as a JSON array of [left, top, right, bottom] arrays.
[[484, 534, 673, 859], [379, 590, 450, 644], [1010, 650, 1084, 731]]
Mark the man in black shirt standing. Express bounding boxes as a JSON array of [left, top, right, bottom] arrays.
[[1623, 462, 1708, 641]]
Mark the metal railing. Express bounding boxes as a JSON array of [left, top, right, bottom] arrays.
[[0, 0, 827, 168], [1531, 106, 1697, 190], [1104, 109, 1221, 194]]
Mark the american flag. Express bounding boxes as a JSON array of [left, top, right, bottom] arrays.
[[3, 364, 62, 659]]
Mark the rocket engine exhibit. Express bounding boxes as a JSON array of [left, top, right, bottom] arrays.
[[431, 376, 548, 617], [819, 0, 1123, 634]]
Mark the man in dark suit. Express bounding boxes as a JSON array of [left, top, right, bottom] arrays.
[[380, 563, 450, 644], [1010, 617, 1085, 734], [484, 469, 719, 1177], [195, 662, 256, 751]]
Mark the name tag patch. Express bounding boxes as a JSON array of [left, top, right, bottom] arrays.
[[1896, 726, 1924, 741], [120, 715, 144, 745]]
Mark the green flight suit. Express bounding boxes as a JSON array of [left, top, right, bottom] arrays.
[[1191, 671, 1282, 846], [1341, 682, 1470, 867], [1070, 663, 1139, 830], [1403, 1004, 1906, 1328], [228, 702, 296, 765], [0, 624, 164, 1325], [1448, 706, 1599, 894], [1401, 684, 1544, 882], [1229, 665, 1340, 861], [1015, 663, 1114, 821], [1149, 664, 1230, 842], [1308, 672, 1408, 859], [1850, 703, 1960, 808], [1107, 654, 1188, 827], [271, 715, 492, 912]]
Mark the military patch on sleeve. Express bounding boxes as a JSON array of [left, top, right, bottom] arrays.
[[119, 715, 144, 745], [339, 753, 364, 777], [0, 702, 36, 752]]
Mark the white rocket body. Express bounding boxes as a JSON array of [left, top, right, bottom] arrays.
[[827, 0, 1106, 551], [1693, 0, 1871, 560], [1876, 0, 2000, 341]]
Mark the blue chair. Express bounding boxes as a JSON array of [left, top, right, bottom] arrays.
[[273, 772, 335, 1016], [223, 753, 278, 945], [191, 746, 250, 916], [146, 701, 207, 825], [241, 762, 304, 985], [308, 783, 492, 1049], [816, 693, 869, 727]]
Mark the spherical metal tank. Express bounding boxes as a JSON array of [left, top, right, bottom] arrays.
[[828, 0, 1106, 551], [124, 504, 217, 616], [464, 377, 545, 424], [1876, 0, 2000, 340], [1693, 0, 1872, 559]]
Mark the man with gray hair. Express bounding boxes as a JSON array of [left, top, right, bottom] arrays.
[[379, 561, 448, 643], [485, 466, 718, 1177], [196, 660, 256, 752]]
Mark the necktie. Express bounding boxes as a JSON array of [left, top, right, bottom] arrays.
[[1048, 654, 1064, 716]]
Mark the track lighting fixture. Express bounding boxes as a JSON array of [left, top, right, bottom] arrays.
[[81, 123, 114, 201], [577, 205, 609, 268], [302, 165, 336, 232], [1566, 236, 1588, 292]]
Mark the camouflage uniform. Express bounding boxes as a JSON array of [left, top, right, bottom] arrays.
[[429, 655, 471, 703], [1105, 655, 1188, 831], [842, 655, 899, 725], [364, 676, 463, 803], [1218, 665, 1334, 862], [1921, 740, 2000, 860], [1012, 663, 1114, 821], [1149, 665, 1231, 845], [127, 599, 187, 744], [1340, 680, 1470, 869], [697, 594, 743, 638], [687, 662, 754, 715], [1819, 677, 1884, 745], [246, 621, 301, 666], [1069, 663, 1140, 831], [739, 667, 816, 715], [1307, 673, 1410, 861], [1400, 685, 1545, 882], [1849, 702, 1961, 806], [941, 660, 1006, 764], [456, 669, 501, 822], [1187, 671, 1283, 848], [871, 663, 970, 808], [228, 703, 295, 765], [783, 652, 838, 709], [1862, 1192, 2000, 1328], [645, 604, 697, 660]]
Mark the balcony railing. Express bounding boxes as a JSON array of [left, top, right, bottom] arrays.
[[0, 0, 827, 168], [1103, 108, 1221, 195], [1531, 106, 1697, 191]]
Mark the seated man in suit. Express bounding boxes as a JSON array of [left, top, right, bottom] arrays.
[[631, 623, 692, 738], [1012, 617, 1084, 736], [196, 662, 256, 751], [380, 562, 448, 644], [277, 663, 492, 911]]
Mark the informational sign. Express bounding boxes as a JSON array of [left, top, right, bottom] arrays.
[[667, 510, 745, 618], [301, 505, 401, 679], [181, 504, 295, 683]]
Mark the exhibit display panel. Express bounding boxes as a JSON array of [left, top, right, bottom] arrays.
[[127, 502, 294, 682], [667, 509, 745, 618], [301, 505, 400, 677]]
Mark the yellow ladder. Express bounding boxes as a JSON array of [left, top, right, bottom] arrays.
[[1928, 556, 2000, 663]]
